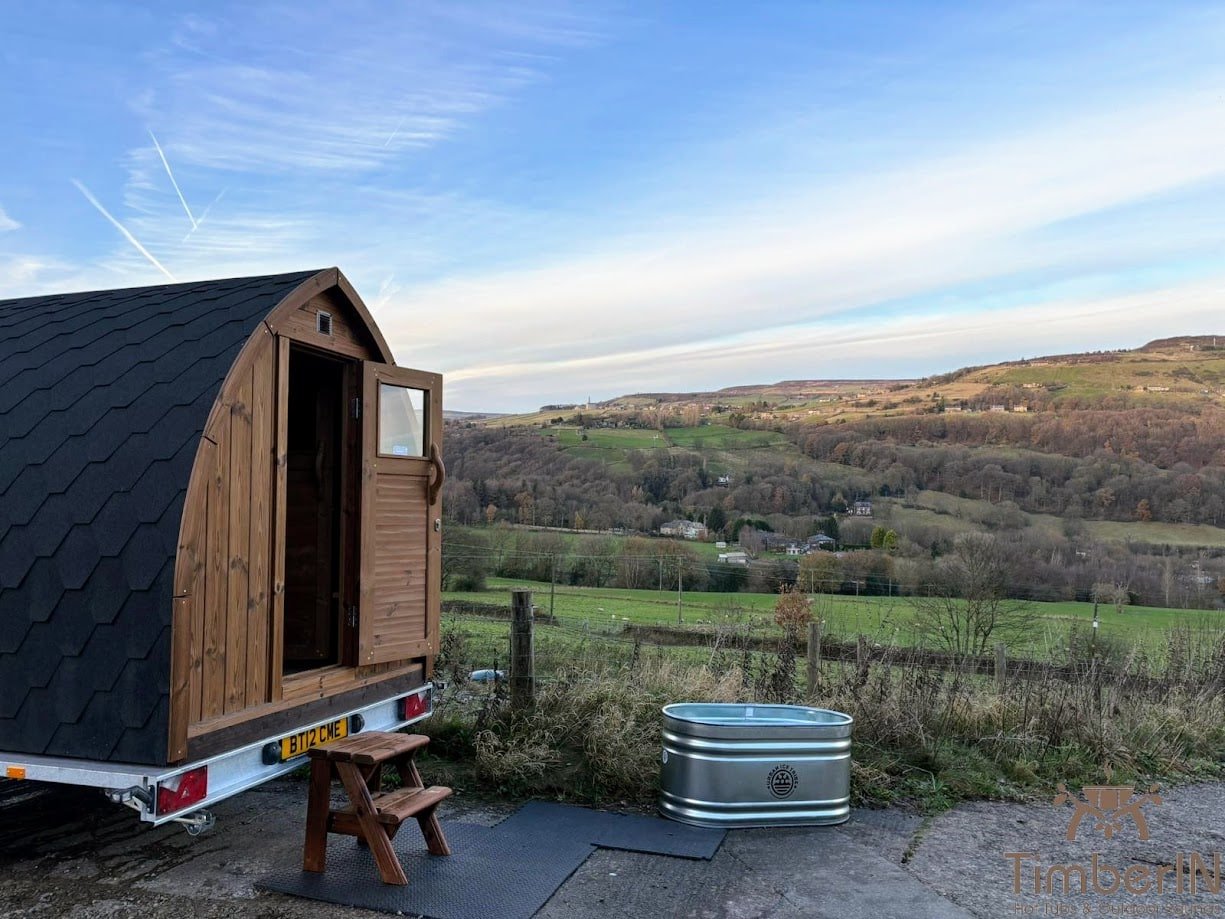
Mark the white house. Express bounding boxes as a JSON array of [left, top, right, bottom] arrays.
[[660, 519, 709, 540]]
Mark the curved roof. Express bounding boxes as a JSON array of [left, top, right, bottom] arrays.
[[0, 269, 322, 763]]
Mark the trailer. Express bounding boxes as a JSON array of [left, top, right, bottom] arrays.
[[0, 268, 443, 827]]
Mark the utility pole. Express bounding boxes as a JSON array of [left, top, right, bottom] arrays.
[[550, 555, 556, 621]]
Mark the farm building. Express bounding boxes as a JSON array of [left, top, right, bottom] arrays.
[[0, 268, 442, 770]]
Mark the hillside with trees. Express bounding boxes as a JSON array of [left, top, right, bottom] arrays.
[[442, 336, 1225, 610]]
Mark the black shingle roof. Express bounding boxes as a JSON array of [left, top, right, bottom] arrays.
[[0, 270, 320, 765]]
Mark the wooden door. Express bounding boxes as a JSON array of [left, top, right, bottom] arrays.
[[357, 363, 443, 666]]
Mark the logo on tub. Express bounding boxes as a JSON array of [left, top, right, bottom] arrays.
[[767, 764, 798, 799]]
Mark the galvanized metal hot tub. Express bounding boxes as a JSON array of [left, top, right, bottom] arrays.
[[659, 703, 852, 828]]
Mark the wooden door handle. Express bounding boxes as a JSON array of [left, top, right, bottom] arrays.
[[427, 443, 446, 505]]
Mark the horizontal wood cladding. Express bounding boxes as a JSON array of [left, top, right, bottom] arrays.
[[269, 289, 381, 360], [367, 473, 430, 663]]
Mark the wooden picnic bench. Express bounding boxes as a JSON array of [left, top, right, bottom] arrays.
[[302, 731, 452, 885]]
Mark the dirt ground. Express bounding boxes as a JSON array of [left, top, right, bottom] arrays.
[[2, 777, 1224, 918]]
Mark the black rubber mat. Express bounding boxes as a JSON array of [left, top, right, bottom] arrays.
[[258, 802, 725, 918], [512, 800, 725, 859]]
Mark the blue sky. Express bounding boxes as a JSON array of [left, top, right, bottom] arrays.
[[4, 2, 1225, 411]]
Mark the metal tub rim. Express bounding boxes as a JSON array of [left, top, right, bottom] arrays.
[[662, 702, 853, 729]]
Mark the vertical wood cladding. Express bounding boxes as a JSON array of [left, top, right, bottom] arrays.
[[181, 331, 278, 724], [173, 286, 430, 749]]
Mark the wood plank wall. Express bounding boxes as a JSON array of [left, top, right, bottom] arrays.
[[182, 330, 277, 723], [172, 292, 415, 752]]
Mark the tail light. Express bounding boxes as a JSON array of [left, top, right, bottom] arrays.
[[157, 766, 208, 816], [402, 689, 431, 720]]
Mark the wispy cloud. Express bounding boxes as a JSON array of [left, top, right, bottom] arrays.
[[381, 84, 1225, 407], [71, 179, 176, 281], [0, 205, 19, 232], [136, 5, 609, 175]]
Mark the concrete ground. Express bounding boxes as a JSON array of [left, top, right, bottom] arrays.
[[2, 777, 1223, 918]]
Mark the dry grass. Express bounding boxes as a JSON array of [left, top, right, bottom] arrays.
[[421, 618, 1225, 811], [423, 656, 741, 801]]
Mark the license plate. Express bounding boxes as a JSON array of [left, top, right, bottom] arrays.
[[280, 718, 348, 761]]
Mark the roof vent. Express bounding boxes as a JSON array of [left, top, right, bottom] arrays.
[[316, 311, 333, 335]]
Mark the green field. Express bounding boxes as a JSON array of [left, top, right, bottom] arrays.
[[444, 577, 1223, 658], [889, 490, 1225, 549], [664, 425, 788, 449]]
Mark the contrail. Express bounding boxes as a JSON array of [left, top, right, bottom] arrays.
[[149, 129, 197, 230], [183, 188, 227, 243], [71, 179, 176, 281], [384, 116, 406, 147]]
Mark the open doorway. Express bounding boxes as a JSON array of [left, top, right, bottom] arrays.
[[283, 346, 356, 675]]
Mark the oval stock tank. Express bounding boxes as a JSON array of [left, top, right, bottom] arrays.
[[659, 703, 852, 828]]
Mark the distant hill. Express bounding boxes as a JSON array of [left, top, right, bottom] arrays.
[[443, 409, 509, 421], [482, 335, 1225, 430], [605, 379, 909, 406]]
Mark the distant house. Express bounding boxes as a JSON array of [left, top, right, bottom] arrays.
[[1145, 386, 1171, 393], [660, 520, 708, 540], [718, 551, 750, 565], [785, 545, 804, 556], [1012, 405, 1029, 413], [806, 534, 836, 550], [715, 474, 732, 487], [1022, 382, 1043, 390], [946, 405, 964, 413], [989, 404, 1007, 413], [852, 501, 873, 517], [761, 533, 796, 552]]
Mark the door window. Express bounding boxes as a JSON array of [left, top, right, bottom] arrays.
[[377, 383, 426, 457]]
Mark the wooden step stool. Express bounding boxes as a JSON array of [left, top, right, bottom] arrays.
[[302, 732, 452, 885]]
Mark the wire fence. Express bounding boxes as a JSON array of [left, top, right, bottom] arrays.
[[439, 598, 1225, 702]]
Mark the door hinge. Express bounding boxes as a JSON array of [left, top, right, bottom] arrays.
[[351, 397, 361, 420], [347, 605, 358, 628]]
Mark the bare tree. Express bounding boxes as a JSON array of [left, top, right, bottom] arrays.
[[911, 533, 1035, 656], [1092, 581, 1130, 614]]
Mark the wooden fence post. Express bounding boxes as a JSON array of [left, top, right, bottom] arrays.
[[855, 634, 869, 685], [511, 589, 535, 707], [995, 642, 1007, 691], [806, 620, 823, 697], [676, 565, 683, 624]]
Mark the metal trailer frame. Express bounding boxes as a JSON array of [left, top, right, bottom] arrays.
[[0, 684, 434, 831]]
